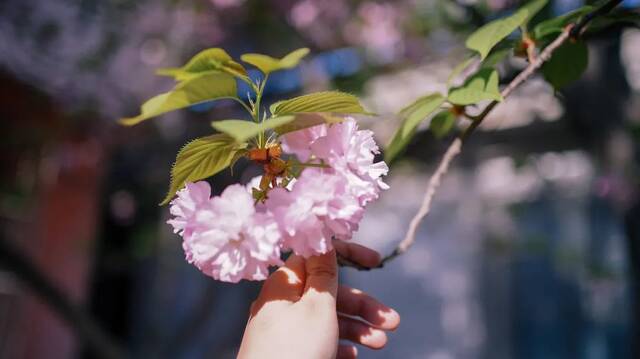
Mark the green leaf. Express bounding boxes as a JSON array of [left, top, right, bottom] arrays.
[[430, 111, 457, 138], [481, 45, 512, 68], [241, 48, 310, 74], [385, 93, 445, 163], [465, 10, 529, 59], [447, 57, 476, 88], [229, 148, 249, 176], [119, 73, 237, 126], [270, 91, 370, 116], [542, 41, 588, 89], [211, 117, 296, 142], [211, 120, 260, 142], [161, 134, 247, 205], [447, 68, 502, 105], [533, 6, 593, 39], [156, 48, 247, 81], [273, 113, 345, 134], [586, 11, 640, 34], [465, 0, 547, 60], [212, 114, 346, 142], [520, 0, 549, 25]]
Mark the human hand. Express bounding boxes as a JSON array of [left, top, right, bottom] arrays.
[[237, 242, 400, 359]]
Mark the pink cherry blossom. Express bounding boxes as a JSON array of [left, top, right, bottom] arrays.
[[282, 118, 389, 205], [266, 169, 363, 257], [311, 119, 389, 205], [167, 118, 389, 281], [279, 124, 327, 162], [167, 181, 214, 240], [168, 182, 282, 282]]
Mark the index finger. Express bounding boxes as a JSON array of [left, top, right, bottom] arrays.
[[251, 254, 306, 316]]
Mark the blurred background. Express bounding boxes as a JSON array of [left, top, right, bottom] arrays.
[[1, 0, 639, 358]]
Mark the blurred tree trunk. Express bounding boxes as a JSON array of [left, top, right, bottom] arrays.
[[0, 72, 111, 358]]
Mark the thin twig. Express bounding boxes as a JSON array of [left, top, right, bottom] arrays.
[[340, 0, 623, 270], [386, 139, 462, 261]]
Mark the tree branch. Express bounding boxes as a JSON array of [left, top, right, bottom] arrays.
[[339, 0, 623, 270]]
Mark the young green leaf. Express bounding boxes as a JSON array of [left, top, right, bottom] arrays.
[[533, 6, 593, 39], [465, 0, 547, 60], [520, 0, 549, 25], [465, 10, 529, 59], [211, 120, 260, 143], [212, 114, 346, 142], [241, 48, 310, 74], [480, 46, 512, 69], [156, 48, 247, 81], [447, 68, 502, 105], [229, 148, 249, 176], [430, 111, 457, 138], [270, 91, 370, 116], [449, 46, 511, 91], [385, 93, 445, 163], [161, 134, 247, 205], [586, 11, 640, 34], [447, 57, 476, 88], [119, 73, 237, 126], [273, 113, 344, 135], [211, 117, 296, 142], [542, 41, 588, 89]]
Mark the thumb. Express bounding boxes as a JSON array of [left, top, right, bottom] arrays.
[[303, 250, 338, 301]]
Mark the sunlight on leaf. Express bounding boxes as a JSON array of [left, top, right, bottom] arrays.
[[385, 93, 445, 163], [270, 91, 370, 116], [465, 0, 547, 59], [212, 114, 345, 142], [119, 73, 237, 126], [448, 68, 502, 105], [466, 11, 528, 59], [156, 48, 247, 81], [241, 48, 310, 74], [211, 117, 295, 143], [161, 134, 247, 205], [274, 113, 344, 134]]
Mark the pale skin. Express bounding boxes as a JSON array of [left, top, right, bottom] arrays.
[[238, 241, 401, 359]]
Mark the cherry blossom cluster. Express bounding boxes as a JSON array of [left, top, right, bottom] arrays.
[[167, 118, 388, 282]]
